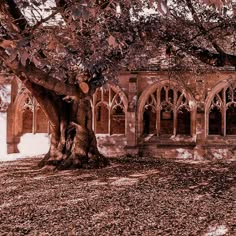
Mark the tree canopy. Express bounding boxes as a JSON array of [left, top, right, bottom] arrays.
[[0, 0, 235, 97]]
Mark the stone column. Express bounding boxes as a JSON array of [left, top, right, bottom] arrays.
[[7, 78, 20, 153], [193, 78, 206, 160], [193, 106, 206, 160], [7, 103, 20, 153], [125, 77, 138, 155]]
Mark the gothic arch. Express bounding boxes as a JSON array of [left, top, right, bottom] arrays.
[[7, 90, 34, 153], [205, 79, 236, 136], [92, 84, 128, 135], [15, 91, 49, 134], [12, 91, 31, 136], [137, 79, 196, 137]]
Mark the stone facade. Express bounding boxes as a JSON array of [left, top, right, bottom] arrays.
[[7, 79, 49, 153], [6, 70, 236, 160]]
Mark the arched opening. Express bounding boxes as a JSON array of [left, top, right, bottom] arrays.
[[160, 109, 173, 135], [206, 82, 236, 136], [143, 106, 156, 134], [226, 104, 236, 135], [209, 107, 222, 135], [36, 108, 48, 133], [160, 98, 174, 136], [138, 81, 195, 138], [93, 86, 127, 135], [95, 104, 109, 134], [7, 83, 51, 154], [22, 108, 33, 133], [111, 105, 125, 134], [177, 107, 191, 135]]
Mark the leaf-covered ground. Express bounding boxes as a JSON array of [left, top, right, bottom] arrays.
[[0, 156, 235, 236]]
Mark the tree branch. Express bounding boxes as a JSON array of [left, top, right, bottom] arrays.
[[5, 0, 28, 31], [179, 43, 236, 67], [0, 47, 83, 96], [186, 0, 225, 55], [25, 7, 63, 34]]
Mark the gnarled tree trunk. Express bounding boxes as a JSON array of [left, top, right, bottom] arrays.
[[0, 46, 108, 170], [26, 82, 108, 170], [40, 98, 108, 169]]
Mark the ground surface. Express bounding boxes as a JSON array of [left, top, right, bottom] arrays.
[[0, 156, 235, 236]]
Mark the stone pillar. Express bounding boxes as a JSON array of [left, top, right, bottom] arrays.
[[193, 78, 206, 160], [125, 77, 138, 155], [7, 103, 20, 153], [7, 78, 20, 153], [193, 108, 206, 160]]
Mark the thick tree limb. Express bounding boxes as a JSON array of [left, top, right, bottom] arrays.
[[178, 43, 236, 67], [0, 47, 83, 96], [23, 79, 61, 128]]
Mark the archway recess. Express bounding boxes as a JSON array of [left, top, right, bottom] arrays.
[[92, 84, 128, 135], [137, 79, 196, 138], [205, 79, 236, 137]]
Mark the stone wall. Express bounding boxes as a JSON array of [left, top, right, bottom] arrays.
[[6, 71, 236, 160]]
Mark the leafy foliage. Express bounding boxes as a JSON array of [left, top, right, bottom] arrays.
[[0, 0, 235, 95]]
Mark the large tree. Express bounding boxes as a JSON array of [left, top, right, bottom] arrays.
[[0, 0, 235, 169]]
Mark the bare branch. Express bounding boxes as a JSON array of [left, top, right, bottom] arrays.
[[186, 0, 225, 54]]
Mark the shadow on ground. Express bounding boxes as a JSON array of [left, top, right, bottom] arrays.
[[0, 156, 235, 235]]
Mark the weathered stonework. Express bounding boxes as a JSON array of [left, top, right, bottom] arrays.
[[6, 70, 236, 160], [7, 79, 49, 153]]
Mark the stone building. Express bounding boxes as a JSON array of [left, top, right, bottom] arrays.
[[6, 69, 236, 160]]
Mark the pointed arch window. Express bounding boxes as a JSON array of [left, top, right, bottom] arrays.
[[208, 83, 236, 136], [95, 104, 109, 134], [111, 94, 125, 134], [208, 94, 223, 135], [176, 94, 191, 135], [22, 108, 33, 133], [177, 107, 191, 135], [21, 94, 49, 134], [93, 87, 126, 135], [142, 85, 192, 136], [22, 94, 34, 134], [226, 104, 236, 135], [36, 107, 49, 133], [143, 93, 156, 134]]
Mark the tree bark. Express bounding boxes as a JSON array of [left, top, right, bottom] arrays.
[[29, 86, 109, 170]]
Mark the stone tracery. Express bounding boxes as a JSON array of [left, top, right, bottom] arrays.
[[93, 86, 127, 135], [208, 81, 236, 136], [141, 83, 193, 136]]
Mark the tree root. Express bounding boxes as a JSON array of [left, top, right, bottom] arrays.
[[38, 152, 109, 170]]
